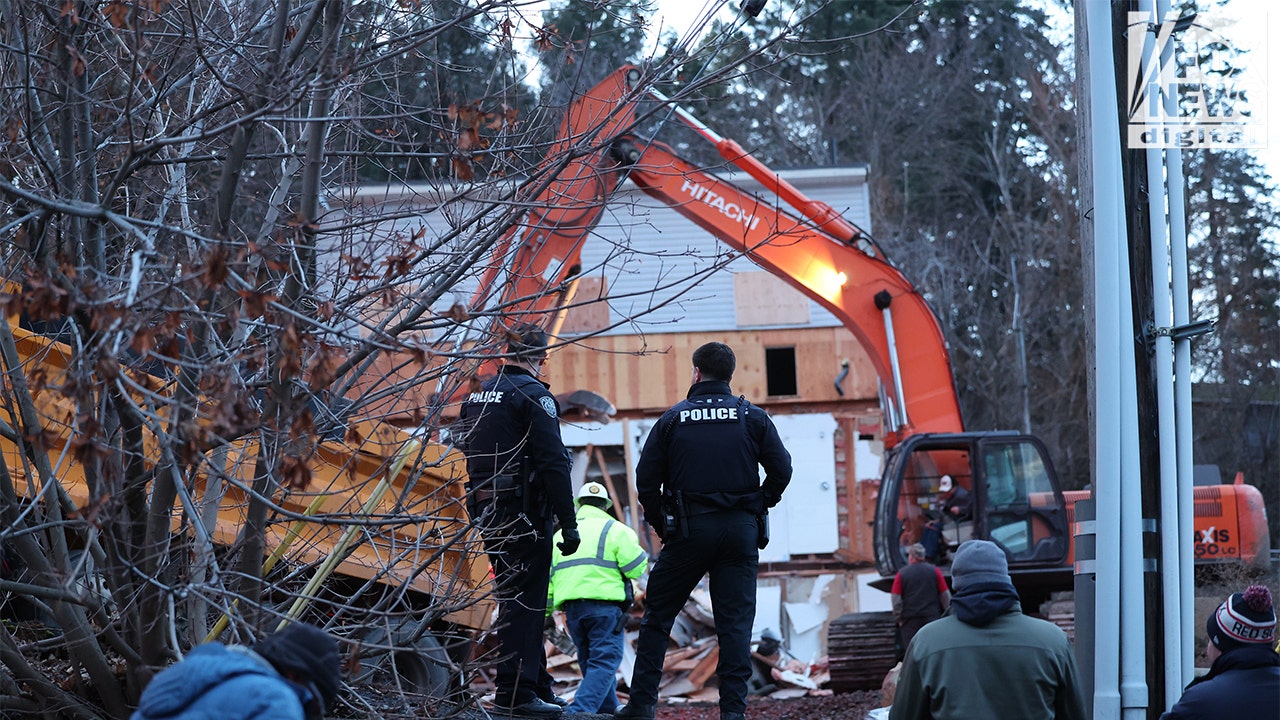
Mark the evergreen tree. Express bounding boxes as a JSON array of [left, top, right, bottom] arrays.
[[1185, 149, 1280, 539], [537, 0, 656, 112], [352, 2, 535, 181], [1173, 4, 1279, 541], [678, 0, 1090, 486]]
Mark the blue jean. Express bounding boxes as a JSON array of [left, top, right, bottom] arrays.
[[564, 600, 625, 713], [920, 519, 943, 562]]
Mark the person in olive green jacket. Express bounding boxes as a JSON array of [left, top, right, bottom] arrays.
[[549, 483, 648, 714], [890, 540, 1087, 720]]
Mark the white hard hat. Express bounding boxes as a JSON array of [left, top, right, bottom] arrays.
[[576, 481, 612, 509], [939, 475, 954, 492]]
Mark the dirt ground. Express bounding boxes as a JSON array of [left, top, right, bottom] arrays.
[[337, 690, 884, 720], [472, 696, 887, 720], [644, 693, 884, 720], [526, 695, 884, 720]]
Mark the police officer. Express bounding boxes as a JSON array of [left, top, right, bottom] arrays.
[[617, 342, 792, 720], [457, 324, 579, 717], [549, 482, 648, 714]]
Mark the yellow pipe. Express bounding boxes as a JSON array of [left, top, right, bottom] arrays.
[[205, 491, 330, 642], [277, 440, 421, 630]]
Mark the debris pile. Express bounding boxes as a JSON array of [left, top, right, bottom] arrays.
[[530, 587, 833, 706]]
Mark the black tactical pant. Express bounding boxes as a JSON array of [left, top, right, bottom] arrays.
[[629, 509, 759, 715], [478, 508, 556, 706]]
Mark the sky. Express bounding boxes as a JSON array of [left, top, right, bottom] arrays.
[[532, 0, 1278, 179], [653, 0, 725, 40], [666, 1, 1277, 173], [1214, 0, 1278, 173]]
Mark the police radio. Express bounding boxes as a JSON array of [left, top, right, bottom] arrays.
[[662, 490, 689, 540]]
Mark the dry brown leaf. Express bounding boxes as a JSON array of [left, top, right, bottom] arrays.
[[278, 322, 303, 378], [103, 0, 130, 28], [453, 157, 474, 181], [281, 454, 312, 491], [443, 303, 470, 323]]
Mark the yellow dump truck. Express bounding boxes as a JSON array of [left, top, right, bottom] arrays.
[[2, 311, 490, 695]]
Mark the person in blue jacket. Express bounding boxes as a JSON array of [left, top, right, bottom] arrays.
[[131, 622, 341, 720], [1161, 583, 1279, 720]]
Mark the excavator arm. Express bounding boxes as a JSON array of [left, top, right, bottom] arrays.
[[609, 135, 964, 444], [469, 65, 963, 445], [467, 68, 644, 336]]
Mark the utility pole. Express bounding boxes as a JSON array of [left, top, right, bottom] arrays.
[[1010, 255, 1031, 434]]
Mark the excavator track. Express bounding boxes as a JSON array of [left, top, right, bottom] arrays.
[[826, 611, 899, 692]]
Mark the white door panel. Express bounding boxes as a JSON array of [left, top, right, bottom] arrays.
[[767, 414, 839, 558], [627, 414, 837, 562]]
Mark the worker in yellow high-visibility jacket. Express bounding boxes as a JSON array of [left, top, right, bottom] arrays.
[[549, 482, 648, 714]]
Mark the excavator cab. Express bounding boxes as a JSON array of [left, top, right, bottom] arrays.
[[874, 431, 1071, 580]]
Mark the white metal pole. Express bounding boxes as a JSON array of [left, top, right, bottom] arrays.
[[1168, 147, 1197, 693], [1082, 0, 1125, 716], [1149, 153, 1185, 711], [1117, 218, 1150, 720], [1136, 0, 1185, 707], [1152, 0, 1198, 690]]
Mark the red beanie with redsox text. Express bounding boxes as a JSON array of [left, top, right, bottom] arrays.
[[1205, 584, 1276, 652]]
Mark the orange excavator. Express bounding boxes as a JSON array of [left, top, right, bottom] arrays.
[[473, 65, 1080, 594], [469, 65, 1273, 688]]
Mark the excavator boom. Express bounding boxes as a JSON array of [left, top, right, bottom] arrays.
[[468, 68, 644, 335], [612, 136, 964, 443], [470, 66, 963, 445]]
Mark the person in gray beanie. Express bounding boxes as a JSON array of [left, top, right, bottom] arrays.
[[890, 540, 1086, 720]]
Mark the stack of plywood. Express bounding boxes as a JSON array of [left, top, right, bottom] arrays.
[[1038, 592, 1076, 644]]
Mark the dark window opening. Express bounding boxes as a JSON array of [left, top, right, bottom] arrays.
[[765, 347, 797, 396]]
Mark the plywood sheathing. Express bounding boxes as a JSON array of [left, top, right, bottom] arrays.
[[543, 327, 878, 415]]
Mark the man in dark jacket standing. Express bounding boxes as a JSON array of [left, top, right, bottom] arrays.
[[891, 543, 951, 656], [457, 324, 580, 717], [1161, 583, 1279, 720], [616, 342, 792, 720], [890, 540, 1086, 720]]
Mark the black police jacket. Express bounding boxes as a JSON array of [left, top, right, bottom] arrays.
[[456, 365, 576, 530], [635, 380, 792, 527]]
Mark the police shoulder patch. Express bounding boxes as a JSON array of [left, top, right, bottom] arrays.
[[539, 395, 558, 418]]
